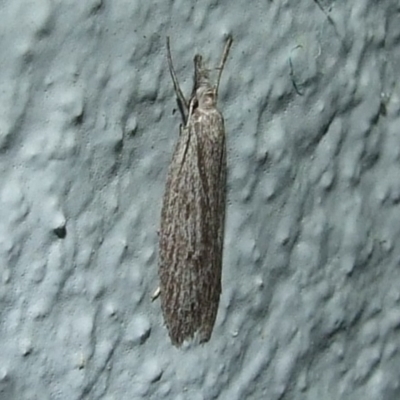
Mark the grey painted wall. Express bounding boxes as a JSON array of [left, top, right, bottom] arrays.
[[1, 0, 399, 399]]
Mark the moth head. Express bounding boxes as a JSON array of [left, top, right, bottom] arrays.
[[193, 55, 209, 86]]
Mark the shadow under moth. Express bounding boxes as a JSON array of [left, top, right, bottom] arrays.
[[158, 36, 233, 346]]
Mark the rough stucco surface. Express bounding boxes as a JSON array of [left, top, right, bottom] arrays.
[[1, 0, 400, 399]]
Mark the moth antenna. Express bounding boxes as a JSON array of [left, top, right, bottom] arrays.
[[215, 36, 233, 98], [166, 37, 189, 123]]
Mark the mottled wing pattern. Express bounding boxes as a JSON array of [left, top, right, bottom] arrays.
[[159, 108, 226, 346]]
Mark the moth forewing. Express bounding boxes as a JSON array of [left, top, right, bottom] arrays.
[[159, 36, 232, 346]]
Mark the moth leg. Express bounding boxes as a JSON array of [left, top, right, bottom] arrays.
[[177, 125, 191, 175], [215, 35, 233, 98], [166, 37, 189, 124], [187, 96, 196, 124]]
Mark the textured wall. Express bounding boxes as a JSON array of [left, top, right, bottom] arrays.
[[1, 0, 400, 399]]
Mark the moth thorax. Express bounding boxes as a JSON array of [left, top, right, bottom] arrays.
[[196, 86, 216, 109]]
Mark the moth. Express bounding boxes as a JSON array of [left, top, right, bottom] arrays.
[[158, 36, 233, 346]]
